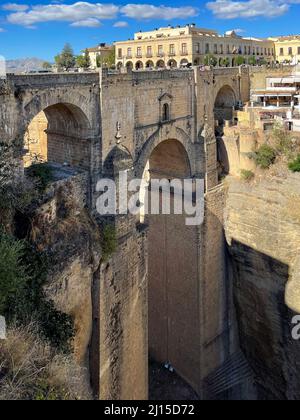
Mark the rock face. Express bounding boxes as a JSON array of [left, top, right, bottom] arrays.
[[224, 171, 300, 399], [29, 173, 101, 368]]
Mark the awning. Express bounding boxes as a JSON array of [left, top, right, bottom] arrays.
[[267, 77, 300, 83]]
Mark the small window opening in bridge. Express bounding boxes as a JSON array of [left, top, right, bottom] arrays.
[[23, 103, 91, 181], [162, 103, 170, 122]]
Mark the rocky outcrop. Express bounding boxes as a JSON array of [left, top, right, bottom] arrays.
[[224, 169, 300, 399], [28, 173, 101, 367]]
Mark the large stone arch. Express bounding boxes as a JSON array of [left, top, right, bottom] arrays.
[[135, 124, 193, 180], [19, 91, 94, 171], [144, 137, 200, 394]]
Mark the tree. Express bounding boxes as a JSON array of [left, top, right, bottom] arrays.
[[204, 54, 217, 67], [76, 49, 91, 69], [236, 55, 246, 66], [55, 43, 75, 71], [221, 57, 230, 67], [42, 61, 52, 70], [96, 47, 116, 69], [248, 56, 257, 66]]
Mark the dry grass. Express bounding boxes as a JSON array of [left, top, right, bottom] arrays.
[[0, 323, 92, 400]]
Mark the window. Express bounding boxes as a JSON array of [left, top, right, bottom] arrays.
[[137, 47, 142, 57], [169, 44, 175, 55], [268, 48, 271, 56], [206, 43, 210, 54], [181, 43, 187, 54], [118, 48, 122, 59], [196, 43, 200, 54], [127, 48, 132, 58], [280, 48, 284, 56], [158, 45, 163, 56], [289, 47, 293, 55], [298, 47, 300, 55], [214, 44, 218, 54], [162, 103, 170, 122], [220, 44, 223, 54], [147, 46, 152, 57], [227, 45, 230, 54]]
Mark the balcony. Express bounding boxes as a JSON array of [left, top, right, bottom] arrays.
[[136, 54, 142, 59], [168, 52, 176, 57], [180, 51, 189, 56], [157, 53, 165, 58], [146, 53, 153, 58], [126, 55, 133, 60]]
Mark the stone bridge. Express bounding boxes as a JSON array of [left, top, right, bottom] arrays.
[[0, 67, 250, 399]]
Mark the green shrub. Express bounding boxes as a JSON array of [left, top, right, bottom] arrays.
[[0, 230, 29, 313], [240, 169, 255, 181], [288, 155, 300, 172], [27, 163, 54, 191], [8, 244, 74, 353], [272, 124, 292, 156], [253, 144, 277, 169]]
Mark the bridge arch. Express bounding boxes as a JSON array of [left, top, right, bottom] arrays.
[[142, 138, 199, 393], [214, 85, 237, 179], [214, 84, 237, 123], [22, 100, 92, 171]]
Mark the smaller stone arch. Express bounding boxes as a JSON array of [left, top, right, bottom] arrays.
[[135, 61, 144, 70], [146, 60, 154, 69], [219, 58, 223, 67], [180, 59, 189, 67], [117, 62, 123, 70], [126, 61, 133, 70], [156, 60, 165, 69], [167, 59, 177, 68]]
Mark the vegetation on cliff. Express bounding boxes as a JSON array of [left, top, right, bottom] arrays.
[[0, 152, 90, 400]]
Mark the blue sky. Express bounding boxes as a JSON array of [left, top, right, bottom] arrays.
[[0, 0, 300, 60]]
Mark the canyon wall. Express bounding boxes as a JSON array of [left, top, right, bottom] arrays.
[[225, 168, 300, 399]]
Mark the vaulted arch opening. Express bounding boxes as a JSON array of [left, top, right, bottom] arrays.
[[135, 61, 144, 70], [214, 86, 236, 179], [23, 102, 91, 173], [214, 85, 236, 123], [156, 60, 165, 69], [142, 139, 200, 396]]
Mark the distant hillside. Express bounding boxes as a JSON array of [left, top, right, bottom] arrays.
[[6, 58, 47, 73]]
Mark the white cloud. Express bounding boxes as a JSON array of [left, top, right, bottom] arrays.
[[121, 4, 198, 20], [6, 2, 119, 26], [71, 18, 101, 27], [0, 28, 5, 32], [207, 0, 289, 19], [113, 21, 128, 27], [231, 28, 245, 33], [2, 3, 29, 12]]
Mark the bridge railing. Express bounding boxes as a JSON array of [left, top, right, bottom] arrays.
[[6, 72, 100, 87]]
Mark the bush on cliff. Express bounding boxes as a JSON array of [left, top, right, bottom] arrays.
[[0, 230, 29, 314], [0, 324, 91, 400], [253, 144, 277, 169], [288, 155, 300, 172], [240, 169, 255, 181]]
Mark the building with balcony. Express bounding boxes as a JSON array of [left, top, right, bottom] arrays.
[[114, 24, 275, 70], [250, 67, 300, 132], [270, 35, 300, 64]]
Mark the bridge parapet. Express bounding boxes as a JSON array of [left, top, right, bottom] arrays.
[[6, 72, 100, 89]]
